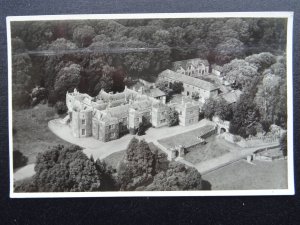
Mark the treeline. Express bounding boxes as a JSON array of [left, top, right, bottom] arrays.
[[11, 18, 287, 108], [15, 139, 204, 192]]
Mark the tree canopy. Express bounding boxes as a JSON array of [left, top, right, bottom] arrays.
[[15, 145, 116, 192], [11, 18, 287, 108]]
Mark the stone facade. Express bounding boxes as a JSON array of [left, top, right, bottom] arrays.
[[173, 58, 209, 77], [158, 69, 219, 102], [151, 102, 170, 128], [175, 101, 199, 127]]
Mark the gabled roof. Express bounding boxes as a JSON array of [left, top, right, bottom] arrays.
[[159, 69, 219, 91], [173, 58, 209, 71], [220, 90, 242, 104]]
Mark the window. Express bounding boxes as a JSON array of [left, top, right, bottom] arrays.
[[81, 129, 86, 135], [82, 119, 86, 125], [109, 124, 115, 129], [160, 119, 166, 123]]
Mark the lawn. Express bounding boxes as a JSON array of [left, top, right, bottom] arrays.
[[184, 135, 237, 164], [13, 104, 71, 165], [103, 150, 125, 170], [202, 159, 288, 190]]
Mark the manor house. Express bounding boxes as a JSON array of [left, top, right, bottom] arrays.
[[66, 86, 199, 142]]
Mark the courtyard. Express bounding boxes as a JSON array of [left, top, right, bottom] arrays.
[[48, 117, 215, 160]]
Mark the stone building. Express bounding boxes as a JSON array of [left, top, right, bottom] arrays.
[[211, 64, 223, 76], [172, 58, 209, 77], [175, 100, 200, 126], [151, 102, 170, 128], [158, 69, 219, 102]]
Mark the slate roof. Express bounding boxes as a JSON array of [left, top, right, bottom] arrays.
[[173, 58, 209, 71], [220, 90, 242, 104], [159, 69, 219, 91]]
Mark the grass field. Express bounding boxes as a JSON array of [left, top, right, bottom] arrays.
[[13, 104, 71, 165], [202, 159, 288, 190], [103, 150, 125, 170], [184, 135, 238, 164]]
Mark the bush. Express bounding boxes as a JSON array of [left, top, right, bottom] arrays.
[[261, 120, 271, 133], [13, 150, 28, 169], [15, 145, 117, 192], [55, 101, 68, 115], [137, 116, 151, 136]]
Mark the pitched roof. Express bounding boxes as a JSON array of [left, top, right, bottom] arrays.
[[159, 69, 219, 91], [211, 64, 223, 72], [130, 100, 152, 111], [107, 104, 129, 118], [173, 58, 209, 71], [145, 88, 166, 98], [97, 90, 126, 102], [221, 90, 242, 104]]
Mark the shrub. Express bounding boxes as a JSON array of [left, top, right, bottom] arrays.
[[55, 101, 68, 115], [137, 116, 151, 136], [13, 150, 28, 169]]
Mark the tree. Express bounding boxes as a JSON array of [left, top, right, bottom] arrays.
[[55, 101, 68, 115], [54, 64, 81, 100], [144, 162, 202, 191], [118, 138, 157, 191], [171, 81, 184, 94], [214, 38, 245, 64], [229, 93, 260, 138], [73, 25, 95, 47], [245, 52, 276, 72], [137, 116, 151, 136], [214, 99, 233, 121], [202, 98, 217, 120], [11, 39, 33, 108], [166, 107, 179, 127], [15, 145, 117, 192], [280, 132, 287, 157], [222, 59, 259, 90], [13, 150, 28, 169]]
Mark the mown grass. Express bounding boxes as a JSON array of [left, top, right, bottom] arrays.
[[202, 159, 288, 190], [13, 104, 71, 165], [184, 135, 233, 164]]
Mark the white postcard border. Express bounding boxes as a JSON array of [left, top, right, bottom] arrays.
[[7, 12, 294, 198]]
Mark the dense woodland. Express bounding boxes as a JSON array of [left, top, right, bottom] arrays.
[[11, 18, 286, 103]]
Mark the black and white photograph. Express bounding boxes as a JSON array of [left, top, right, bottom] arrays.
[[7, 12, 294, 197]]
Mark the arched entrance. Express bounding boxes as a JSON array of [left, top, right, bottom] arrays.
[[220, 127, 227, 133]]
